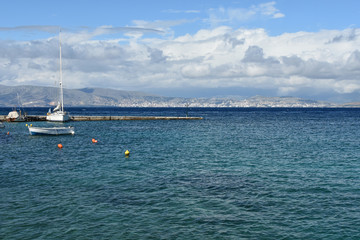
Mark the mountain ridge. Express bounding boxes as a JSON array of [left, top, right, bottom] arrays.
[[0, 84, 350, 108]]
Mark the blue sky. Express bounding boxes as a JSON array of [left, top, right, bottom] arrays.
[[1, 0, 360, 102]]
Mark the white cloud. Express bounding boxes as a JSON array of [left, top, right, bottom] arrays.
[[0, 25, 59, 33], [206, 1, 284, 27], [256, 1, 285, 19], [278, 86, 297, 95], [334, 80, 360, 94], [181, 64, 211, 78], [1, 26, 360, 101]]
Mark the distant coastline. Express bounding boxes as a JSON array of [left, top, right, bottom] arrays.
[[1, 84, 358, 108]]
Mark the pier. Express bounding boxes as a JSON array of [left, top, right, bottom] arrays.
[[0, 115, 203, 121]]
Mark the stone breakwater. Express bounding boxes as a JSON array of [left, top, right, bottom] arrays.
[[0, 115, 203, 121]]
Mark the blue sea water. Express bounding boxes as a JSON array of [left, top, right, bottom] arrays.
[[1, 107, 360, 239]]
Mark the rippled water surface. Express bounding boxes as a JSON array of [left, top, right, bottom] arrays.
[[1, 108, 360, 239]]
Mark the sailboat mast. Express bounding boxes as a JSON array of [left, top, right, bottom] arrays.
[[59, 29, 64, 113]]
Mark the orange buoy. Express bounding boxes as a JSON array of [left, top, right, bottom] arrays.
[[92, 138, 98, 143], [7, 132, 10, 135], [58, 144, 63, 149]]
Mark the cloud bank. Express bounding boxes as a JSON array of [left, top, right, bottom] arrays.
[[0, 3, 360, 102]]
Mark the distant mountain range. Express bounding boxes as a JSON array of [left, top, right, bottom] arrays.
[[0, 84, 357, 108]]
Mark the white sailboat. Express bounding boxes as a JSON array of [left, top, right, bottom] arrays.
[[47, 29, 70, 122], [6, 109, 26, 122], [28, 30, 75, 136], [28, 125, 75, 136], [6, 93, 27, 122]]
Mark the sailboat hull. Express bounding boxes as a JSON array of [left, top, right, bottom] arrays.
[[46, 111, 70, 122], [6, 117, 26, 122], [28, 126, 74, 135], [6, 110, 26, 122]]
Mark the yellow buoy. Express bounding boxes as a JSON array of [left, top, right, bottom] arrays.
[[125, 150, 130, 156]]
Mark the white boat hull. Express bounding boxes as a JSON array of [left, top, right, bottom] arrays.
[[6, 110, 26, 122], [28, 126, 75, 135], [46, 111, 70, 122]]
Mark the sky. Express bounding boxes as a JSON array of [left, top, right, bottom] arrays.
[[0, 0, 360, 103]]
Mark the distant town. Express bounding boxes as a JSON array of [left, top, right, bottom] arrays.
[[1, 84, 359, 108]]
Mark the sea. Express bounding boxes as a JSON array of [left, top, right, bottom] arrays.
[[1, 107, 360, 240]]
